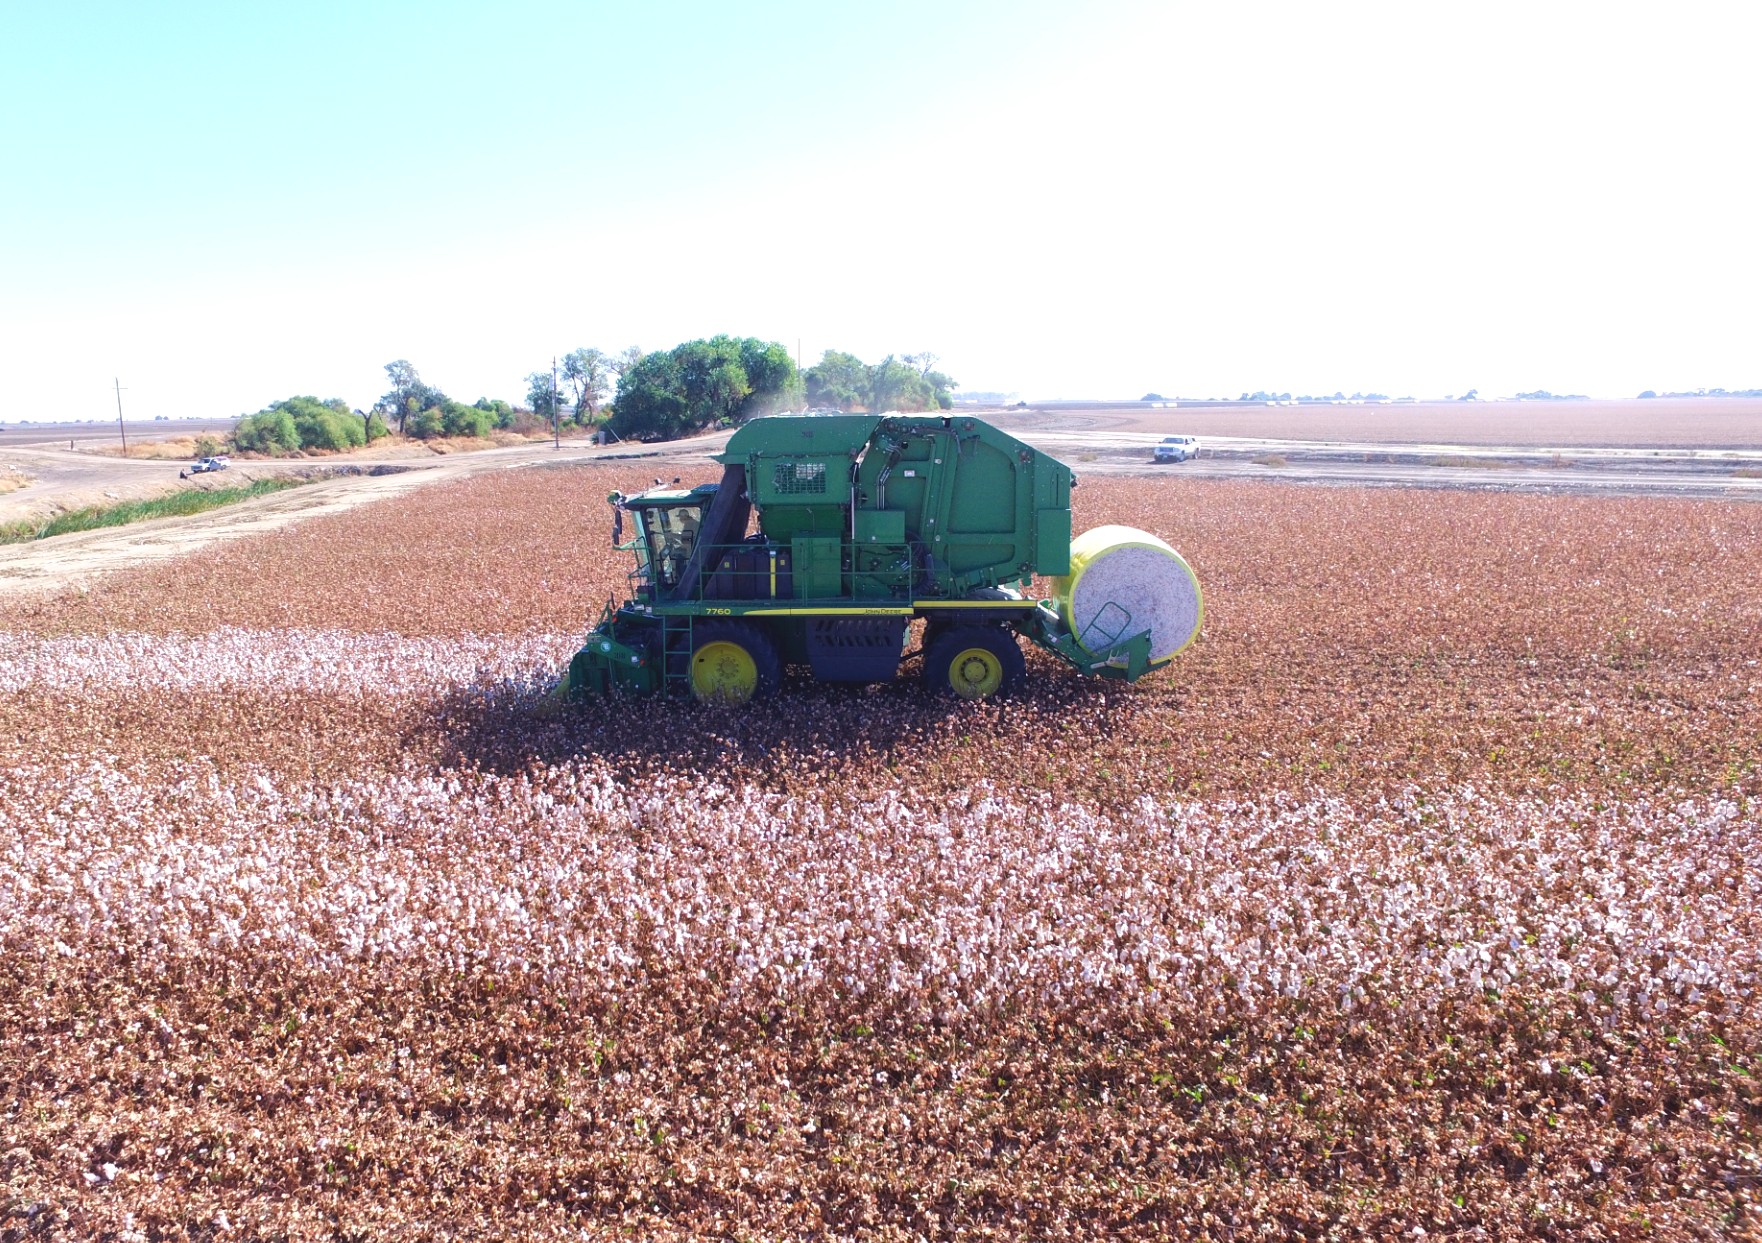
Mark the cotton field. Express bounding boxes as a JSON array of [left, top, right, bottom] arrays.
[[0, 468, 1758, 1240]]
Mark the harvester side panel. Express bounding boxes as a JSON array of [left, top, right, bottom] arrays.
[[842, 417, 1074, 594]]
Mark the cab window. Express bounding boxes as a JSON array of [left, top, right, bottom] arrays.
[[639, 505, 703, 588]]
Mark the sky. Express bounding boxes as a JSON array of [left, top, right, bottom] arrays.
[[2, 0, 1759, 421]]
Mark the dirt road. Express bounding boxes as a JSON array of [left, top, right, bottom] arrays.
[[0, 434, 732, 597], [1008, 427, 1762, 498]]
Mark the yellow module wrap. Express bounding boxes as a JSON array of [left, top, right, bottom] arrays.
[[1052, 525, 1204, 666]]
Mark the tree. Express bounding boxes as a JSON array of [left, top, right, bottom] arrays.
[[380, 360, 447, 434], [867, 355, 935, 412], [609, 351, 689, 440], [382, 360, 420, 434], [526, 370, 564, 424], [676, 338, 751, 422], [440, 401, 493, 438], [234, 396, 366, 454], [608, 346, 644, 378], [804, 350, 869, 410], [233, 408, 299, 454], [560, 348, 610, 423], [921, 367, 957, 409], [903, 352, 957, 409], [354, 408, 390, 443], [474, 397, 516, 429], [608, 336, 800, 441], [384, 359, 419, 397], [804, 349, 954, 411], [736, 337, 804, 418], [411, 407, 445, 439]]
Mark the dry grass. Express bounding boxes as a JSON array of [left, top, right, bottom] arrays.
[[89, 436, 206, 460], [1425, 454, 1504, 469], [0, 468, 1758, 1239]]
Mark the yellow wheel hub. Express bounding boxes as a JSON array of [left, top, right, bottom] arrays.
[[948, 646, 1004, 699], [690, 640, 759, 703]]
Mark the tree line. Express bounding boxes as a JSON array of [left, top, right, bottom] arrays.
[[802, 352, 956, 416], [229, 342, 957, 454]]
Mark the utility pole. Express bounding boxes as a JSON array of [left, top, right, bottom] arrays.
[[552, 356, 560, 450], [114, 378, 128, 456]]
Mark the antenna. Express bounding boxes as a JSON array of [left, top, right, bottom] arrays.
[[114, 378, 128, 457]]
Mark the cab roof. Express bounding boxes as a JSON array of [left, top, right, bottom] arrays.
[[624, 482, 718, 506]]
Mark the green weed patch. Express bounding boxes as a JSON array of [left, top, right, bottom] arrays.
[[0, 477, 307, 545]]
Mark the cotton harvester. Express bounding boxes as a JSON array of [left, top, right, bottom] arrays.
[[563, 413, 1201, 702]]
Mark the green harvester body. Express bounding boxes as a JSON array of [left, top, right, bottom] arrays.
[[566, 413, 1170, 701]]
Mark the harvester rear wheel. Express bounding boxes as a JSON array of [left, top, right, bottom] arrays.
[[923, 626, 1025, 700], [687, 621, 781, 704]]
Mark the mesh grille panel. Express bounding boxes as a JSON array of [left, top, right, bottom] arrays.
[[772, 462, 827, 494]]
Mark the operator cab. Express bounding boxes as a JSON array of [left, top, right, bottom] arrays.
[[610, 483, 717, 593]]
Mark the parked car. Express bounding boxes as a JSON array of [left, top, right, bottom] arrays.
[[1154, 436, 1199, 463], [181, 455, 230, 479]]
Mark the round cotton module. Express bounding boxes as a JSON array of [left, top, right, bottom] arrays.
[[1052, 525, 1203, 665]]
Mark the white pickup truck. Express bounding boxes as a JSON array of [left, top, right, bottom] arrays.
[[181, 455, 230, 479], [1154, 436, 1199, 463]]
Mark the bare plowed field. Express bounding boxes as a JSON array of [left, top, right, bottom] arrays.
[[2, 469, 1758, 1240], [1025, 397, 1762, 449]]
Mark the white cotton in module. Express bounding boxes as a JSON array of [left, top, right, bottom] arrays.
[[1052, 525, 1203, 664]]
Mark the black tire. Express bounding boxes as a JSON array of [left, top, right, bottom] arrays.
[[921, 625, 1026, 700], [686, 620, 782, 704]]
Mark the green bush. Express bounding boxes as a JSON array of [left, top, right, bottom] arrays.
[[403, 400, 496, 440], [235, 396, 365, 454], [0, 478, 309, 545], [442, 401, 494, 439], [292, 404, 365, 451], [233, 409, 300, 454], [802, 350, 956, 414], [410, 407, 446, 440]]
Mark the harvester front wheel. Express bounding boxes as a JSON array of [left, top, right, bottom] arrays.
[[923, 626, 1025, 700], [688, 621, 781, 704]]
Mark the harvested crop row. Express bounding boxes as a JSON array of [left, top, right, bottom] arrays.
[[1, 630, 1753, 805]]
